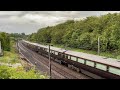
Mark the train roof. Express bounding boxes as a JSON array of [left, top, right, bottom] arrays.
[[22, 40, 120, 68], [66, 50, 120, 68], [23, 40, 67, 53]]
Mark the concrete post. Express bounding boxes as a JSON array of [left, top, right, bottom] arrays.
[[98, 37, 100, 55], [48, 45, 51, 79], [0, 41, 1, 54]]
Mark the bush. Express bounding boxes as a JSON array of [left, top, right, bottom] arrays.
[[0, 65, 47, 79]]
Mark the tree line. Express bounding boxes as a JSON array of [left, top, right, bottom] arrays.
[[27, 13, 120, 53], [10, 33, 27, 40], [0, 32, 10, 51], [0, 32, 27, 51]]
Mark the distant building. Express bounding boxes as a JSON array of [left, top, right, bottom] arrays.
[[0, 41, 3, 56], [0, 41, 1, 53]]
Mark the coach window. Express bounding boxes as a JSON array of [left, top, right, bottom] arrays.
[[44, 48, 46, 51], [44, 48, 45, 51], [43, 48, 45, 50], [52, 50, 54, 54], [38, 47, 40, 50], [55, 51, 58, 55], [86, 60, 94, 67], [47, 49, 49, 52], [45, 48, 47, 52], [109, 67, 120, 76], [50, 50, 52, 53], [65, 54, 68, 59], [68, 55, 71, 59], [78, 58, 84, 64], [61, 53, 64, 58], [58, 52, 62, 57], [96, 63, 107, 71], [71, 56, 76, 61]]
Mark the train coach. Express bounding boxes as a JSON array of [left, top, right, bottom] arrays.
[[21, 40, 120, 79]]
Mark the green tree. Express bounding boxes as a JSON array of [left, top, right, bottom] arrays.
[[0, 32, 10, 51], [27, 13, 120, 53]]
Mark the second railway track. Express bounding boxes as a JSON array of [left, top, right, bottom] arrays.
[[18, 41, 90, 79]]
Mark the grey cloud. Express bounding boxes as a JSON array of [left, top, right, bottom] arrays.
[[0, 11, 120, 34]]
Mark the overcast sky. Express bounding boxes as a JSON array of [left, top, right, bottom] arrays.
[[0, 11, 120, 34]]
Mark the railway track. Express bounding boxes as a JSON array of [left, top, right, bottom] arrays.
[[18, 41, 90, 79]]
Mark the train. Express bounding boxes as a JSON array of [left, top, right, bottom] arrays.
[[20, 40, 120, 79]]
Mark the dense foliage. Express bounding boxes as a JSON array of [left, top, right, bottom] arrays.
[[0, 32, 10, 51], [0, 66, 47, 79], [27, 13, 120, 53]]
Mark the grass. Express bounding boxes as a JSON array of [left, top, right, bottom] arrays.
[[0, 51, 20, 64]]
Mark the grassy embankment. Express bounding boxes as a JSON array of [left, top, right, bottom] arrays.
[[0, 40, 48, 79]]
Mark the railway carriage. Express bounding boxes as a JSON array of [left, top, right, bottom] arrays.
[[21, 40, 120, 79]]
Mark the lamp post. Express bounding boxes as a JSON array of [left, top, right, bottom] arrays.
[[98, 36, 100, 55], [48, 44, 51, 79], [0, 41, 2, 56], [0, 41, 1, 55]]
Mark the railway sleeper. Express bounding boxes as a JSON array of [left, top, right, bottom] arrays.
[[61, 61, 68, 67], [68, 64, 80, 73], [53, 59, 62, 64]]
